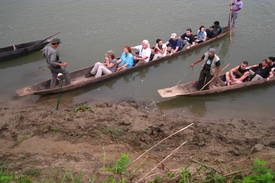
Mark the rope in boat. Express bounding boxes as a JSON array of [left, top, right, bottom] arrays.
[[175, 67, 191, 85], [56, 66, 66, 110]]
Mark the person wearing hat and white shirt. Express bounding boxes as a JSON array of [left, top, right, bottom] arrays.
[[43, 38, 71, 89], [85, 50, 118, 78], [190, 48, 221, 90], [165, 33, 182, 56]]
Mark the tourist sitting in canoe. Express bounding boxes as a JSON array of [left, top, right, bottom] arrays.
[[206, 21, 223, 38], [165, 33, 182, 56], [85, 50, 118, 78], [267, 57, 275, 72], [195, 25, 207, 44], [225, 61, 250, 86], [152, 39, 167, 60], [116, 46, 134, 72], [248, 59, 274, 81], [180, 28, 196, 50], [131, 40, 151, 66], [190, 48, 221, 91]]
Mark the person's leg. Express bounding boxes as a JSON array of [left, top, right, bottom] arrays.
[[251, 74, 263, 81], [153, 53, 162, 60], [47, 65, 63, 89], [203, 72, 214, 90], [206, 29, 213, 38], [225, 71, 231, 85], [182, 42, 191, 50], [95, 65, 111, 78], [167, 47, 172, 53], [232, 12, 238, 28], [196, 70, 207, 90], [63, 69, 71, 85], [136, 60, 146, 66], [90, 62, 102, 75], [228, 13, 232, 26]]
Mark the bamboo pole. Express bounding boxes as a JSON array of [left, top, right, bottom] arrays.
[[132, 123, 193, 164], [138, 141, 187, 182], [199, 63, 230, 92], [230, 0, 233, 43]]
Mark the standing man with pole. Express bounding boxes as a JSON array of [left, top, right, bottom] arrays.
[[190, 48, 221, 91], [43, 38, 71, 89], [228, 0, 243, 29]]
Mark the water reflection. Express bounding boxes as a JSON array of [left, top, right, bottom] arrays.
[[131, 67, 149, 81], [0, 51, 44, 70], [156, 96, 208, 118]]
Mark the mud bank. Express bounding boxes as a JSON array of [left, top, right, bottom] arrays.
[[0, 101, 275, 182]]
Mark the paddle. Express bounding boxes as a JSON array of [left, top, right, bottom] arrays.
[[199, 63, 230, 91], [34, 31, 61, 46], [56, 66, 66, 110]]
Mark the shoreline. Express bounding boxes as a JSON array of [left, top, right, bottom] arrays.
[[0, 100, 275, 182]]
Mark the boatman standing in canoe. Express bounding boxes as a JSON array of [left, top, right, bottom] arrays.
[[228, 0, 243, 29], [43, 38, 71, 89], [190, 48, 221, 91]]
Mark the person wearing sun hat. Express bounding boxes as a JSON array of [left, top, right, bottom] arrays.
[[42, 38, 71, 89], [190, 48, 221, 90], [85, 50, 118, 78], [165, 33, 182, 56]]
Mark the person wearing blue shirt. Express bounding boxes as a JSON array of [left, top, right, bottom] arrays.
[[165, 33, 182, 56], [116, 46, 134, 71]]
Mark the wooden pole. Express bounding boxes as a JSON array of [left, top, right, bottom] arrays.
[[56, 66, 66, 110], [199, 63, 230, 91], [34, 31, 61, 46], [229, 0, 233, 43], [138, 141, 187, 183], [132, 123, 193, 164]]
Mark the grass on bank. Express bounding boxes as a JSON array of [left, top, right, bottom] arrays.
[[1, 157, 275, 183]]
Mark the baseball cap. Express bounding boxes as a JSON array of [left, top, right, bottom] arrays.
[[170, 33, 177, 38], [207, 48, 216, 55], [51, 38, 61, 44]]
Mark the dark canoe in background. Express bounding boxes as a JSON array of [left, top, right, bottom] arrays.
[[15, 26, 230, 97], [0, 32, 60, 62], [157, 72, 275, 98]]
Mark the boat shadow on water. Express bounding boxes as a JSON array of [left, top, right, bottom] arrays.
[[0, 51, 44, 70]]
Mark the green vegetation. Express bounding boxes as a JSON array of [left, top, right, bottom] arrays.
[[102, 127, 126, 140], [52, 127, 61, 132], [74, 104, 91, 113], [0, 161, 32, 183], [1, 158, 274, 182], [241, 158, 275, 183]]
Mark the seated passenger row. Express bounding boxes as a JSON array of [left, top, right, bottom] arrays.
[[85, 21, 224, 78]]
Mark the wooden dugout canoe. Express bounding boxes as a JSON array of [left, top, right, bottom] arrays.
[[15, 26, 230, 97], [0, 32, 60, 62], [157, 73, 275, 98]]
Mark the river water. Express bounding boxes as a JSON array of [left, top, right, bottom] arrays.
[[0, 0, 274, 121]]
